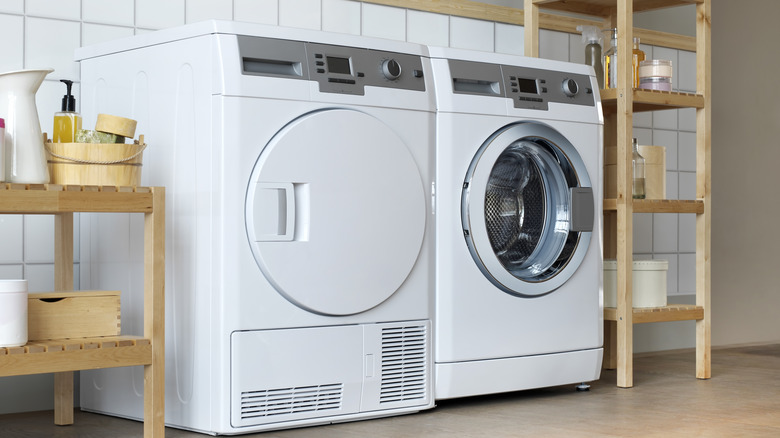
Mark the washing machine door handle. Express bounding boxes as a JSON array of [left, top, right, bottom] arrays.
[[249, 182, 296, 241], [570, 187, 594, 232]]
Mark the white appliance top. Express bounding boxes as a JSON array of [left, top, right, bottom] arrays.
[[427, 45, 592, 77], [75, 19, 429, 61]]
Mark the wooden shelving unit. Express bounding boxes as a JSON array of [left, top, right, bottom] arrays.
[[0, 184, 165, 437], [525, 0, 711, 387]]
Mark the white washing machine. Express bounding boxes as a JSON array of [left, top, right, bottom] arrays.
[[76, 21, 434, 434], [429, 47, 604, 400]]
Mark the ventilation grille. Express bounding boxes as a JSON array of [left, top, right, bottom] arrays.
[[380, 325, 428, 403], [240, 384, 343, 420]]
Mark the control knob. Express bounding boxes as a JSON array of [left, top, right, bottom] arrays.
[[382, 59, 402, 80], [561, 78, 579, 97]]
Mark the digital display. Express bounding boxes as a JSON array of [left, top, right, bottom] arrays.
[[517, 78, 538, 94], [327, 56, 352, 75]]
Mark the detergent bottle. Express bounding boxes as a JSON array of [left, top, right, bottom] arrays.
[[577, 25, 604, 89]]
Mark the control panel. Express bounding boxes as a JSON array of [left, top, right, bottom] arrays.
[[502, 64, 595, 110], [237, 36, 426, 96], [447, 59, 596, 110]]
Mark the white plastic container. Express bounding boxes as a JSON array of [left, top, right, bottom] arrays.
[[0, 279, 28, 347], [603, 260, 668, 308], [638, 59, 673, 91]]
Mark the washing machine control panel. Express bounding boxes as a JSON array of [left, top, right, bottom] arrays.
[[446, 59, 595, 111], [502, 64, 595, 110], [237, 36, 426, 96]]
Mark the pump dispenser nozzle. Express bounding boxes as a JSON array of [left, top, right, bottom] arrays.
[[53, 79, 82, 143], [60, 79, 76, 111]]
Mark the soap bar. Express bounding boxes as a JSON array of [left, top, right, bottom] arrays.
[[75, 129, 124, 144], [95, 113, 137, 138]]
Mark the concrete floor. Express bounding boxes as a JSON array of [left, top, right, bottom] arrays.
[[2, 344, 779, 437]]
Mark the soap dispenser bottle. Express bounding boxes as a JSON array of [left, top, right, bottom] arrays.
[[53, 79, 82, 143]]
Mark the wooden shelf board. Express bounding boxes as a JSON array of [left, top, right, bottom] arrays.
[[603, 198, 704, 213], [0, 183, 153, 214], [0, 336, 152, 377], [532, 0, 702, 17], [604, 304, 704, 324], [600, 88, 705, 112]]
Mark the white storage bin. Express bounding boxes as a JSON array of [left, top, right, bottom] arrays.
[[0, 279, 28, 347], [604, 260, 668, 308]]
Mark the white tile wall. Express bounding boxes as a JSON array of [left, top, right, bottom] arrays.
[[83, 0, 134, 26], [136, 0, 185, 29], [362, 3, 405, 41], [539, 29, 568, 61], [450, 16, 494, 52], [0, 0, 700, 414], [82, 23, 135, 47], [0, 14, 24, 72], [26, 0, 81, 21], [186, 0, 232, 24], [26, 18, 81, 78], [0, 0, 23, 14], [234, 0, 277, 25], [279, 0, 321, 30], [408, 10, 448, 47], [322, 0, 361, 35], [0, 216, 23, 263], [495, 23, 523, 56]]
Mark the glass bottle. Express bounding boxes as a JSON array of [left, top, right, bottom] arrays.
[[603, 28, 618, 89], [632, 37, 646, 88], [632, 138, 646, 199]]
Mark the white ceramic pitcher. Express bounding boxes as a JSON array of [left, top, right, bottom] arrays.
[[0, 68, 53, 183]]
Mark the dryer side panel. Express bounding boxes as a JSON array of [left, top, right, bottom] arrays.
[[79, 33, 223, 433]]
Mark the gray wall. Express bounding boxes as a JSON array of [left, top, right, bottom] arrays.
[[710, 0, 780, 346]]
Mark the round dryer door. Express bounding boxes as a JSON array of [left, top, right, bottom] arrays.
[[462, 121, 594, 297], [246, 109, 426, 316]]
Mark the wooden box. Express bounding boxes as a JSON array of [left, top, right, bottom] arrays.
[[27, 291, 121, 341], [605, 145, 666, 200]]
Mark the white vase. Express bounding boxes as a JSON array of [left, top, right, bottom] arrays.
[[0, 68, 53, 184]]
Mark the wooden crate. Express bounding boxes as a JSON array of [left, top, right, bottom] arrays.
[[28, 291, 120, 341]]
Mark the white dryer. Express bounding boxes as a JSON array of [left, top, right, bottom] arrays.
[[429, 47, 604, 400], [76, 21, 434, 434]]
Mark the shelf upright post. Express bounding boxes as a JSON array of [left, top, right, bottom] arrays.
[[53, 211, 75, 425], [695, 0, 712, 380], [524, 0, 540, 57], [144, 187, 166, 437], [614, 0, 635, 389]]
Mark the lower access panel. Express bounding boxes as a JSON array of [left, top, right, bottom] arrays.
[[231, 326, 364, 428], [231, 321, 432, 429]]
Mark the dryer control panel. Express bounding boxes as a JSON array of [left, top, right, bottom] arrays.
[[238, 36, 426, 96], [447, 59, 595, 110]]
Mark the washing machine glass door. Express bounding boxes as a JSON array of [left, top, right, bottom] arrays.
[[246, 109, 426, 316], [462, 121, 594, 297]]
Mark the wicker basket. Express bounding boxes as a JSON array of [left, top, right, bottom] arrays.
[[45, 134, 146, 186]]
